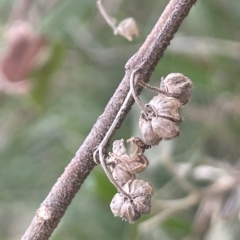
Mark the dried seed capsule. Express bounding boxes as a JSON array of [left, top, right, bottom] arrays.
[[152, 117, 179, 139], [139, 116, 179, 145], [112, 139, 127, 156], [107, 139, 148, 186], [110, 179, 152, 222], [160, 73, 193, 105], [139, 94, 181, 145], [124, 179, 153, 198], [127, 136, 151, 153], [139, 115, 162, 145], [147, 94, 182, 123], [110, 195, 141, 222], [111, 164, 134, 187]]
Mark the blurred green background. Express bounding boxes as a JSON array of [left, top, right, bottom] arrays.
[[1, 0, 240, 239]]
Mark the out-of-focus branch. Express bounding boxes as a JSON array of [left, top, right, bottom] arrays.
[[138, 164, 240, 238], [21, 0, 197, 239], [97, 0, 116, 29], [139, 192, 200, 234], [162, 154, 197, 192]]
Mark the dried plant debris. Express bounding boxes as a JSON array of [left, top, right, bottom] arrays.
[[110, 179, 152, 222], [97, 0, 139, 41], [107, 138, 152, 222], [160, 73, 193, 105], [98, 71, 192, 223], [107, 138, 149, 187], [114, 17, 139, 41], [139, 94, 182, 145], [137, 73, 193, 145]]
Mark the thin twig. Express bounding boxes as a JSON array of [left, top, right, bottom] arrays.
[[163, 154, 197, 193], [97, 0, 116, 30], [21, 0, 197, 239], [130, 69, 148, 117], [93, 89, 133, 198], [138, 192, 200, 234], [139, 80, 165, 94]]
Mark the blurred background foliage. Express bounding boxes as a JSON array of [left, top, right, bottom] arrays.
[[0, 0, 240, 239]]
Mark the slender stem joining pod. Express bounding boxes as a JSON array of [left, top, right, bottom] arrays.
[[130, 69, 148, 118], [93, 89, 134, 199]]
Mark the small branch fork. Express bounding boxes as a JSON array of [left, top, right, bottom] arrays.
[[21, 0, 197, 239]]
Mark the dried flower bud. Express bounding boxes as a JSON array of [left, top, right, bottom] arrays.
[[114, 17, 139, 41], [107, 139, 148, 186], [110, 179, 152, 222], [139, 94, 181, 145], [160, 73, 193, 105]]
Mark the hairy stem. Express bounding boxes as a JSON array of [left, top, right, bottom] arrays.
[[21, 0, 197, 239]]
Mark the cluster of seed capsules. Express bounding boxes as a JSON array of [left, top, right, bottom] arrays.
[[108, 73, 193, 222]]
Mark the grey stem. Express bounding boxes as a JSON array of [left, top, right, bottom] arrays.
[[97, 0, 116, 30], [130, 69, 148, 117], [94, 89, 134, 199]]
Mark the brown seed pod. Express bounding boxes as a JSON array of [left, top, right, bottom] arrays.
[[160, 73, 193, 105], [147, 94, 182, 122], [139, 115, 162, 146], [107, 139, 148, 186], [139, 94, 181, 145], [110, 179, 152, 222], [111, 164, 135, 187]]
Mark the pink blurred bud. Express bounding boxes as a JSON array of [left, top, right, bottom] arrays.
[[0, 20, 46, 94]]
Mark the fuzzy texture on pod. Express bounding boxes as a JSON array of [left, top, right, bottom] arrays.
[[139, 94, 181, 146], [107, 139, 148, 186], [110, 179, 152, 222], [160, 73, 193, 105]]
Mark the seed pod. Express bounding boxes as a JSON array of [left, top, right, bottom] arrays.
[[160, 73, 193, 105], [139, 94, 181, 145], [110, 179, 152, 222], [112, 139, 127, 156], [147, 94, 182, 122], [139, 115, 162, 145], [124, 179, 153, 198], [110, 195, 141, 222], [111, 164, 134, 187], [107, 139, 148, 186]]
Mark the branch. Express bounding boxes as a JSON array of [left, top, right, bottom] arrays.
[[21, 0, 197, 239], [138, 192, 200, 234]]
